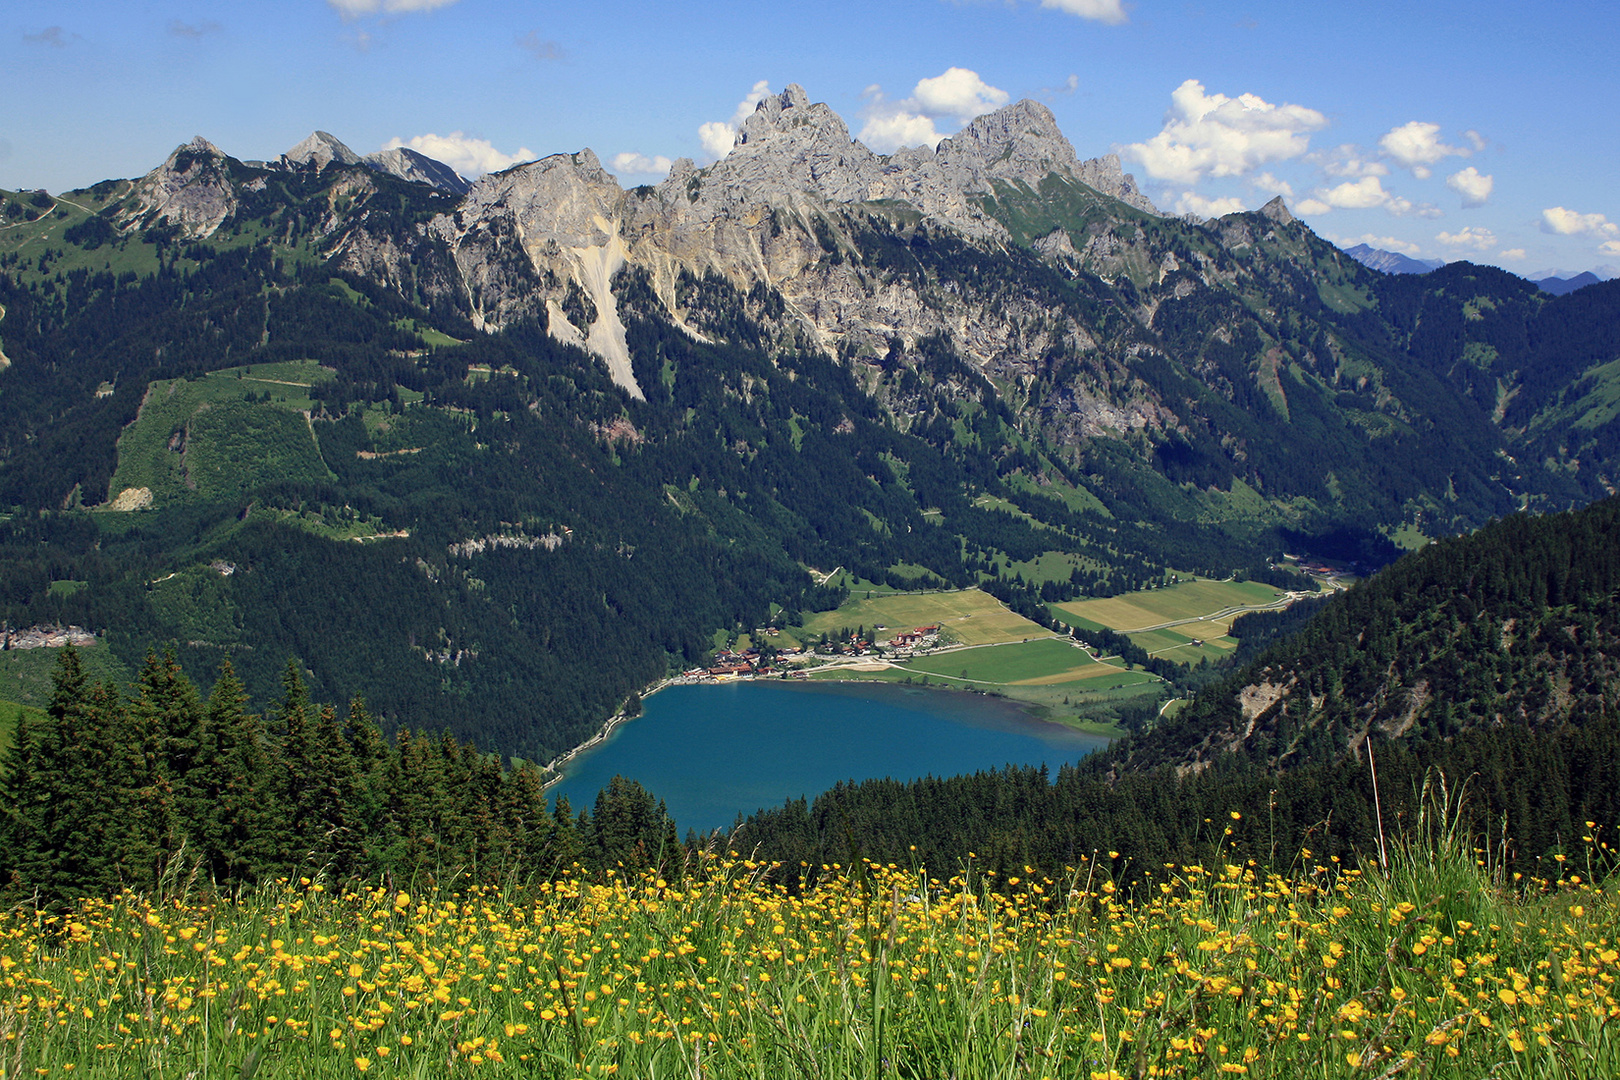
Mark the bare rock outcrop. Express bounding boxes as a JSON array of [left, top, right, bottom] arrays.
[[126, 137, 239, 239]]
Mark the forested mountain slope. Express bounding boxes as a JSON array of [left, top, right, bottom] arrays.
[[1114, 496, 1620, 774], [736, 499, 1620, 876], [2, 86, 1619, 758]]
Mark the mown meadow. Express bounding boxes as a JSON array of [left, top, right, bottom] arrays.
[[1, 801, 1615, 1079]]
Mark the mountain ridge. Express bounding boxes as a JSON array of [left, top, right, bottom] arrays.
[[2, 83, 1620, 759]]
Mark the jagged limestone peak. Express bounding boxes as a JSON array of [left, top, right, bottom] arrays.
[[720, 84, 882, 205], [283, 130, 363, 170], [1258, 195, 1296, 226], [362, 146, 471, 195], [128, 136, 239, 239], [936, 99, 1080, 187]]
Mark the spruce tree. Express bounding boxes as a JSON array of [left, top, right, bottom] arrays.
[[196, 659, 283, 884]]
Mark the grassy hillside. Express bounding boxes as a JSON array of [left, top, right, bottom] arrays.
[[0, 645, 134, 710], [104, 361, 337, 507]]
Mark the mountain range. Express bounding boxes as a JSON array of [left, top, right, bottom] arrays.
[[1, 85, 1619, 760]]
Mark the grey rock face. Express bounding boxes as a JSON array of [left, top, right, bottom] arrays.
[[363, 146, 472, 195], [127, 137, 239, 239], [405, 85, 1169, 396], [1073, 154, 1157, 215], [283, 131, 363, 170]]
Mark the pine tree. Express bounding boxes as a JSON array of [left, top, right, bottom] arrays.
[[0, 706, 39, 893], [25, 653, 128, 903], [123, 647, 204, 886], [272, 659, 320, 870], [196, 659, 283, 884]]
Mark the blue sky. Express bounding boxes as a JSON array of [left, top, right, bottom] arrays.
[[4, 0, 1617, 276]]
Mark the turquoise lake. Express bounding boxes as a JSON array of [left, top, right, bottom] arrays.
[[552, 680, 1111, 833]]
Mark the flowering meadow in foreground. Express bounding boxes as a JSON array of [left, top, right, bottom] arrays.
[[0, 831, 1616, 1080]]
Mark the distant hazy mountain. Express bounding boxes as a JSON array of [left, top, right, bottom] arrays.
[[1342, 243, 1445, 275], [1534, 271, 1605, 296]]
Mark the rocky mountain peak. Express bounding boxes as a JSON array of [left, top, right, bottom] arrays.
[[721, 84, 880, 205], [283, 130, 363, 170], [936, 99, 1079, 188], [361, 146, 471, 195], [128, 136, 239, 239], [1258, 195, 1296, 226]]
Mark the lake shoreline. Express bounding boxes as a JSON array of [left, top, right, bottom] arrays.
[[546, 677, 1115, 832]]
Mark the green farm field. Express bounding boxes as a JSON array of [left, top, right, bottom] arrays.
[[1051, 578, 1287, 633], [897, 638, 1099, 685], [799, 587, 1047, 646]]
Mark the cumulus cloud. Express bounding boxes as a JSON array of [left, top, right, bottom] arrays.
[[383, 132, 534, 178], [858, 68, 1010, 153], [1499, 248, 1527, 260], [1601, 240, 1620, 257], [697, 80, 773, 161], [1308, 144, 1389, 179], [1252, 172, 1293, 198], [1039, 0, 1129, 23], [1378, 121, 1472, 179], [1303, 175, 1439, 218], [913, 68, 1010, 122], [1295, 198, 1331, 216], [1436, 226, 1497, 251], [1123, 79, 1327, 186], [23, 26, 76, 47], [1445, 166, 1493, 208], [611, 152, 674, 178], [1317, 176, 1393, 210], [1332, 233, 1424, 256], [1174, 191, 1246, 218], [329, 0, 458, 16], [1541, 206, 1620, 238], [516, 31, 562, 61]]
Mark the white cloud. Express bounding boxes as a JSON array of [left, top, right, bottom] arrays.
[[858, 67, 1011, 153], [1295, 198, 1331, 216], [858, 111, 944, 153], [1436, 226, 1496, 251], [1306, 175, 1439, 218], [1378, 121, 1470, 179], [1039, 0, 1129, 23], [1252, 172, 1293, 198], [1334, 233, 1423, 256], [383, 132, 534, 178], [611, 152, 673, 178], [1173, 191, 1246, 217], [1541, 206, 1620, 238], [1499, 248, 1527, 261], [329, 0, 458, 16], [1318, 176, 1393, 210], [697, 80, 773, 161], [1308, 144, 1389, 179], [913, 68, 1009, 123], [1123, 79, 1327, 185], [1446, 167, 1493, 208], [1601, 240, 1620, 257], [1043, 74, 1080, 96]]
